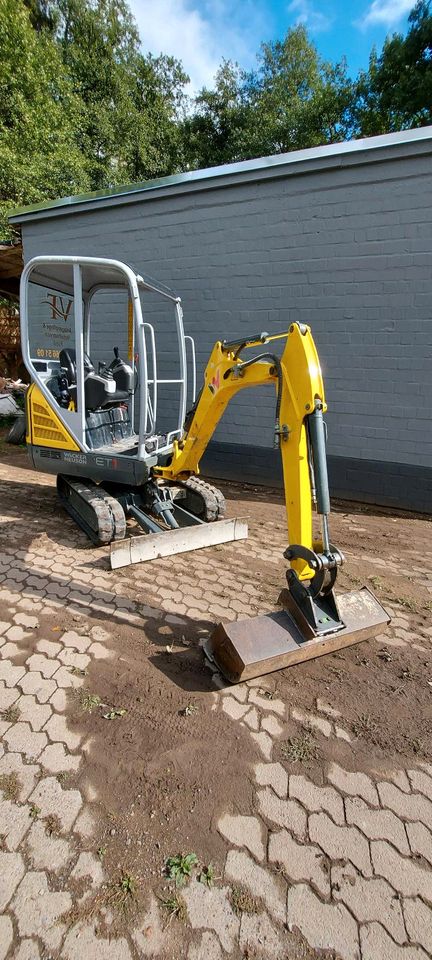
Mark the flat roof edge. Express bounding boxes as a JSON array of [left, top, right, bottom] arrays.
[[10, 125, 432, 225]]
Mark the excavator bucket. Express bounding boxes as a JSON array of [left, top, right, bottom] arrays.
[[205, 587, 390, 683], [110, 518, 248, 569]]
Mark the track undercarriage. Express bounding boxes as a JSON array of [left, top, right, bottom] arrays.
[[57, 473, 226, 547]]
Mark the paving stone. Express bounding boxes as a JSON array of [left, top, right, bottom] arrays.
[[64, 919, 132, 959], [316, 698, 341, 719], [404, 897, 432, 954], [26, 654, 59, 678], [0, 851, 25, 911], [227, 684, 248, 704], [335, 725, 352, 742], [182, 880, 240, 953], [239, 912, 285, 957], [225, 849, 286, 923], [378, 780, 432, 824], [0, 753, 39, 802], [0, 621, 10, 636], [73, 805, 97, 839], [290, 774, 345, 825], [57, 649, 90, 671], [0, 683, 19, 711], [29, 777, 82, 831], [51, 666, 84, 690], [13, 940, 41, 960], [71, 852, 104, 900], [188, 931, 223, 960], [14, 614, 39, 629], [221, 696, 249, 720], [371, 840, 432, 899], [254, 762, 288, 798], [3, 723, 48, 760], [18, 672, 56, 703], [218, 813, 266, 861], [132, 892, 171, 958], [0, 642, 22, 659], [0, 799, 31, 850], [11, 870, 71, 950], [309, 812, 372, 876], [261, 714, 284, 737], [36, 639, 61, 657], [49, 688, 68, 712], [269, 829, 330, 897], [248, 689, 285, 716], [327, 762, 379, 806], [5, 625, 32, 643], [345, 796, 410, 854], [26, 819, 72, 872], [88, 641, 113, 659], [0, 916, 13, 960], [43, 713, 82, 751], [39, 742, 81, 774], [257, 787, 307, 838], [0, 659, 26, 687], [408, 768, 432, 801], [360, 922, 429, 960], [332, 862, 406, 943], [406, 821, 432, 866], [15, 695, 51, 732], [251, 731, 273, 760], [287, 882, 360, 960], [242, 707, 260, 730], [291, 708, 332, 738]]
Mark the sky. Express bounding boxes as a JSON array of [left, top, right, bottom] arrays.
[[128, 0, 414, 93]]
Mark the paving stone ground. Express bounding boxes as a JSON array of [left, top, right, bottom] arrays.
[[0, 453, 431, 958]]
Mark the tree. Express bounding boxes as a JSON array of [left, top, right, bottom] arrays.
[[183, 61, 252, 169], [245, 27, 355, 156], [0, 0, 89, 240], [354, 0, 432, 135]]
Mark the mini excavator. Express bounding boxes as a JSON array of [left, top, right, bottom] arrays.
[[21, 256, 389, 681]]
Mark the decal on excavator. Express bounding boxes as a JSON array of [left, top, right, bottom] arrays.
[[208, 369, 220, 394]]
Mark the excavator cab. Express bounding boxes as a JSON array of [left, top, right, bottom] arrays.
[[21, 254, 390, 682]]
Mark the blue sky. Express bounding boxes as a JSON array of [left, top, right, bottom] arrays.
[[128, 0, 414, 92]]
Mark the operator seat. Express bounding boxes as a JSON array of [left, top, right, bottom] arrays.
[[59, 348, 129, 412]]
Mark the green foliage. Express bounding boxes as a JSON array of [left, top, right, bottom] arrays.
[[0, 0, 89, 239], [165, 852, 197, 887], [353, 0, 432, 135], [2, 0, 432, 238]]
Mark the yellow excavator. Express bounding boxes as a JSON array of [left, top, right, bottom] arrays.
[[21, 255, 389, 681]]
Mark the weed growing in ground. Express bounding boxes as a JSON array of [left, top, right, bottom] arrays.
[[0, 772, 20, 802], [105, 873, 138, 913], [79, 692, 102, 714], [29, 804, 40, 820], [368, 576, 383, 589], [230, 885, 263, 916], [281, 733, 318, 763], [159, 894, 188, 926], [165, 853, 197, 887], [97, 846, 107, 861], [56, 771, 70, 786], [352, 713, 378, 741], [1, 705, 20, 724], [394, 595, 418, 613], [45, 814, 61, 836], [198, 863, 216, 888]]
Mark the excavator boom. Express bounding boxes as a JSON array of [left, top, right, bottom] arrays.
[[157, 323, 390, 682]]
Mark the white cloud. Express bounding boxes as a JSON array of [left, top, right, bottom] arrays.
[[128, 0, 268, 93], [356, 0, 413, 31], [287, 0, 332, 33]]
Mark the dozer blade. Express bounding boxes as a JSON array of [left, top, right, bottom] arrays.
[[110, 517, 248, 569], [205, 587, 390, 683]]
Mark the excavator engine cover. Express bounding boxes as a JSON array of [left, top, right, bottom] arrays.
[[205, 587, 390, 683]]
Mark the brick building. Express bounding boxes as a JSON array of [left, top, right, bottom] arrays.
[[10, 127, 432, 512]]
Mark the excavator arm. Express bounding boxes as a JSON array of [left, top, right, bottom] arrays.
[[157, 322, 338, 588], [157, 322, 389, 681]]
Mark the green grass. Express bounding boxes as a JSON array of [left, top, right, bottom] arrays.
[[165, 853, 197, 887]]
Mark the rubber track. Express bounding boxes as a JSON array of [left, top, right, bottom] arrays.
[[57, 476, 126, 546], [177, 475, 226, 522]]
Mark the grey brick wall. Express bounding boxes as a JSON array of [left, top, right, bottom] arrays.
[[19, 133, 432, 508]]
